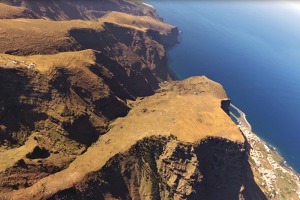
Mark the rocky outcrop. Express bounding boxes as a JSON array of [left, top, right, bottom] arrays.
[[0, 9, 179, 147], [147, 27, 179, 48], [0, 49, 164, 147], [221, 99, 231, 115], [0, 75, 267, 200], [0, 11, 178, 79], [0, 1, 270, 199], [48, 136, 266, 200], [0, 8, 179, 195]]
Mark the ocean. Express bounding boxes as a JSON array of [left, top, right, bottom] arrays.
[[147, 1, 300, 173]]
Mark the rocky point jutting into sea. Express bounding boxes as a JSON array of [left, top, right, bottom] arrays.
[[0, 0, 299, 199]]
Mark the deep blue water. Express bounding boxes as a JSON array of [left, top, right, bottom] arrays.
[[148, 1, 300, 173]]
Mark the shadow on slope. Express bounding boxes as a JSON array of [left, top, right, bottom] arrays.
[[47, 136, 267, 200], [0, 68, 49, 145], [191, 137, 267, 200]]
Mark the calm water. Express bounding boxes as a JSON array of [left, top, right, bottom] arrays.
[[148, 1, 300, 172]]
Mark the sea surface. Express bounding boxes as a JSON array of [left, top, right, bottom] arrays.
[[147, 1, 300, 173]]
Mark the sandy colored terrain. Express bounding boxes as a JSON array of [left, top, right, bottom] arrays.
[[0, 1, 273, 199], [0, 3, 36, 19], [4, 76, 244, 199], [0, 49, 97, 73], [0, 11, 175, 55], [0, 133, 38, 173], [100, 11, 174, 35]]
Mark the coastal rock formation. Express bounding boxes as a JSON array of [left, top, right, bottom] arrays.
[[0, 7, 178, 145], [48, 136, 252, 200], [0, 76, 266, 200], [0, 0, 295, 199], [0, 2, 179, 196]]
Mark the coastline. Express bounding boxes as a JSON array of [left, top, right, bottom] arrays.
[[265, 139, 300, 180], [231, 103, 299, 175], [148, 1, 300, 198], [230, 104, 300, 199]]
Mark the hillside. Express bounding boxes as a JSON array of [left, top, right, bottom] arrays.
[[0, 0, 160, 20], [0, 3, 37, 19], [0, 0, 298, 199], [3, 77, 267, 200], [0, 1, 180, 197]]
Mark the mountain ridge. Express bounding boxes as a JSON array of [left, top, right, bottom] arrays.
[[0, 0, 161, 21], [0, 0, 290, 199]]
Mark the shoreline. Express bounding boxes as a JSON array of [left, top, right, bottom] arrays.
[[230, 103, 298, 173], [230, 104, 300, 198], [265, 140, 300, 179], [149, 1, 300, 197]]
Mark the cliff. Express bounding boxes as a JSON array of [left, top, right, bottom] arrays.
[[44, 78, 265, 200], [0, 2, 179, 197], [0, 1, 291, 199], [0, 0, 161, 20], [0, 74, 267, 199]]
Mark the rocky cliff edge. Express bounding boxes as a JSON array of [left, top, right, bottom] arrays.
[[0, 1, 267, 199]]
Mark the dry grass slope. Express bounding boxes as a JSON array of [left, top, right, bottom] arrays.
[[0, 3, 37, 19], [0, 1, 269, 199], [5, 76, 245, 199], [0, 11, 175, 55]]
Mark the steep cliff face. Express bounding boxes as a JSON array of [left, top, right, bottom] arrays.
[[0, 11, 177, 79], [0, 3, 180, 196], [0, 0, 161, 20], [0, 1, 271, 199], [0, 50, 128, 147], [0, 76, 266, 200], [0, 47, 180, 149], [0, 8, 178, 145], [47, 136, 266, 200]]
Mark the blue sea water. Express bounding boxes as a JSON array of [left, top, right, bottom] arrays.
[[147, 1, 300, 173]]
